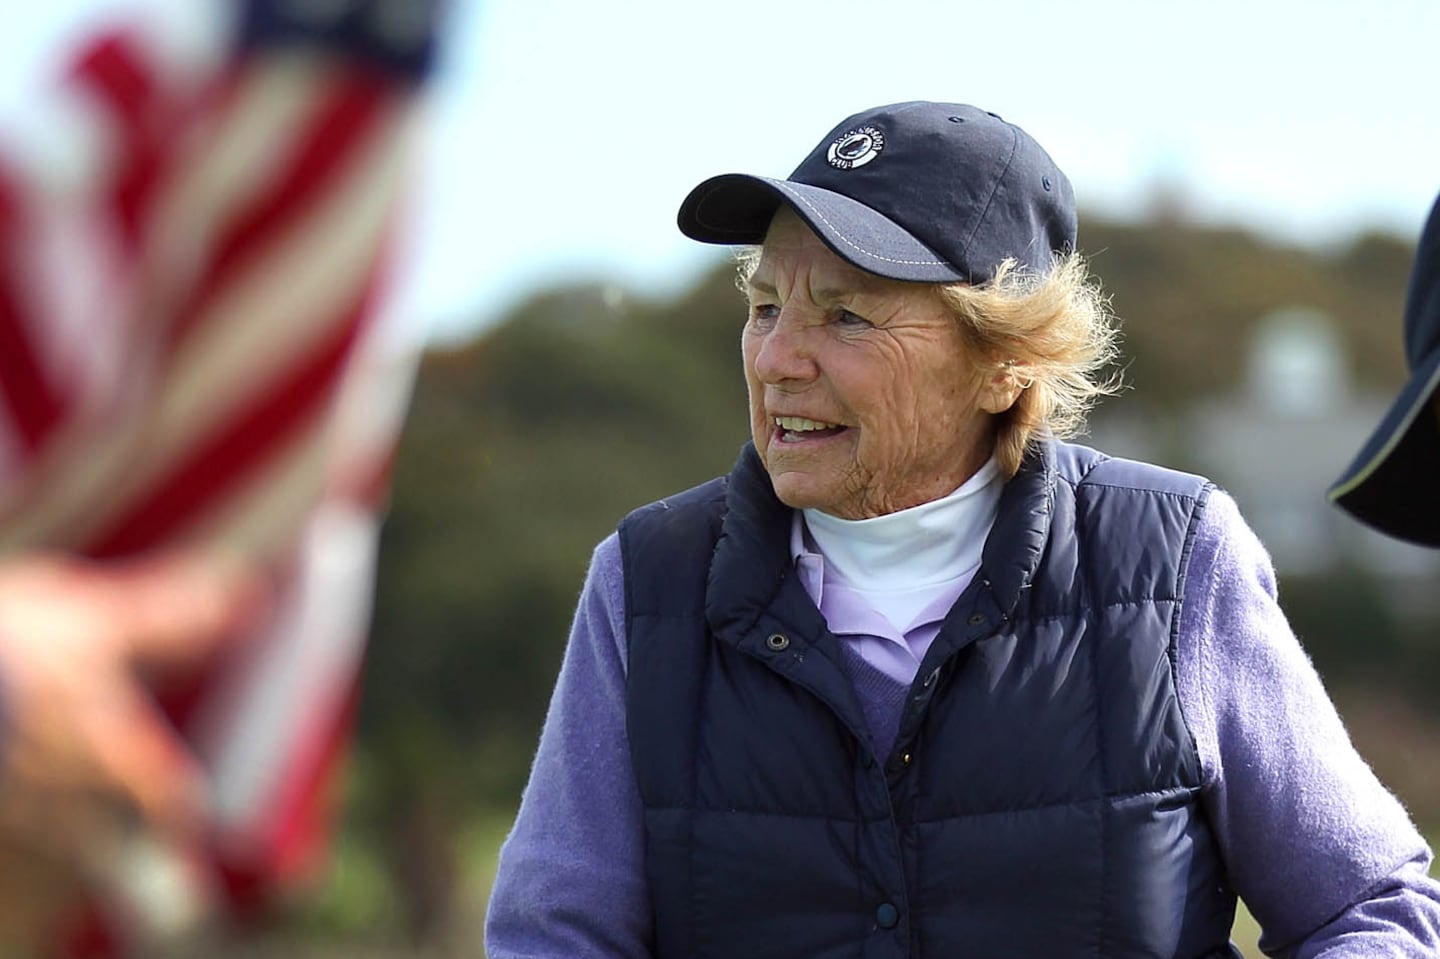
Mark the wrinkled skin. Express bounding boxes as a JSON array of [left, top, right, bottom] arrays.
[[743, 208, 1020, 519]]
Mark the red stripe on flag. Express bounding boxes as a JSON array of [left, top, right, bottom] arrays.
[[0, 169, 68, 453], [69, 30, 193, 256], [85, 271, 382, 559], [68, 32, 157, 142], [111, 133, 170, 255], [0, 281, 62, 454], [167, 65, 396, 348]]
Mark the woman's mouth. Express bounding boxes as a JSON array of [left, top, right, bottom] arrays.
[[773, 415, 849, 443]]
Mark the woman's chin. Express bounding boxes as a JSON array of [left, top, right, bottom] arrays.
[[767, 471, 866, 517], [768, 475, 832, 513]]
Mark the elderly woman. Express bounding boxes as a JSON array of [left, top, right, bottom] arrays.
[[485, 102, 1440, 958]]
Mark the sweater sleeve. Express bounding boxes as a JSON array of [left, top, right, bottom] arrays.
[[1176, 490, 1440, 957], [484, 532, 653, 959]]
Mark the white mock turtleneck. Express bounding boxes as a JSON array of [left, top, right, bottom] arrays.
[[798, 457, 1003, 640]]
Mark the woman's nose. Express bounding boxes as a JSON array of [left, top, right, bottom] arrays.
[[751, 313, 817, 384]]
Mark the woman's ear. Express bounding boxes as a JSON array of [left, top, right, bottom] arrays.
[[980, 362, 1030, 415]]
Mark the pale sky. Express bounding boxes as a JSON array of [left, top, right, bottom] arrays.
[[7, 0, 1440, 344]]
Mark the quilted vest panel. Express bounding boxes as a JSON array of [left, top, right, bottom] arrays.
[[623, 441, 1239, 959]]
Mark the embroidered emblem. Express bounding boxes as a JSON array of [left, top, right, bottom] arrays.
[[826, 126, 885, 170]]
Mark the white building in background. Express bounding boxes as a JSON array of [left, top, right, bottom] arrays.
[[1092, 306, 1440, 587]]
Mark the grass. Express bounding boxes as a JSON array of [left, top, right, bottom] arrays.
[[1231, 901, 1264, 958]]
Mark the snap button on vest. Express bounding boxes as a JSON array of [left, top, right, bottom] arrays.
[[765, 633, 789, 651], [875, 902, 899, 929], [968, 613, 986, 626]]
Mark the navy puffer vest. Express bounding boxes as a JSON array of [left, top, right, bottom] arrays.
[[621, 440, 1239, 959]]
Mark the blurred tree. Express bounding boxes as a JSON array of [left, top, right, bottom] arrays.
[[1081, 215, 1411, 406]]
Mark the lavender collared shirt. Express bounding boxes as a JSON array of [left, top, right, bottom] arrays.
[[485, 489, 1440, 958]]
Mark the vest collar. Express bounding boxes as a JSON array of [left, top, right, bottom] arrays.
[[977, 438, 1056, 622], [706, 443, 819, 646], [706, 440, 1058, 646]]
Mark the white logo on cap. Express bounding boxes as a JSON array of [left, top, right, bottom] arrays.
[[827, 126, 885, 170]]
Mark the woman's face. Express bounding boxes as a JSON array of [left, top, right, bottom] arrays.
[[743, 209, 1017, 519]]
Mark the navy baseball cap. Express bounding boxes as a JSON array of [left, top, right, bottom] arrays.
[[677, 101, 1076, 284], [1329, 192, 1440, 546]]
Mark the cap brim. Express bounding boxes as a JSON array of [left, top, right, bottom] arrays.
[[677, 174, 966, 283], [1329, 349, 1440, 545]]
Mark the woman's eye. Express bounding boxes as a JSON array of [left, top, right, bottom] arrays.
[[836, 309, 872, 329], [749, 303, 780, 325]]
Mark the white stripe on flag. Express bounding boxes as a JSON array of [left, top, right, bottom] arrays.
[[194, 499, 377, 830]]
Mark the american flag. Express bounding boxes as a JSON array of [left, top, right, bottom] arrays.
[[0, 0, 442, 952]]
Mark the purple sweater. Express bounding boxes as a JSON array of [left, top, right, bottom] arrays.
[[485, 490, 1440, 957]]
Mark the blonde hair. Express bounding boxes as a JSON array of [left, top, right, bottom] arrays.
[[932, 255, 1122, 477], [735, 247, 1122, 479]]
